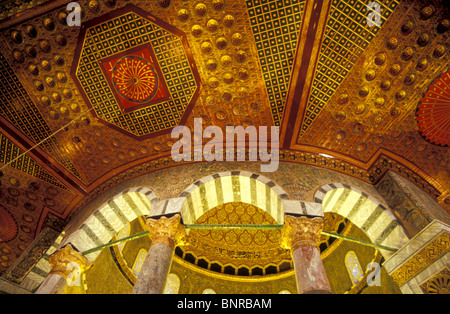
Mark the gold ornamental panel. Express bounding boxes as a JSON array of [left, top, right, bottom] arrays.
[[71, 4, 200, 138]]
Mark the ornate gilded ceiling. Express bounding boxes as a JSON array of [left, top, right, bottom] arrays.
[[292, 0, 449, 201], [0, 0, 449, 280], [72, 5, 200, 138]]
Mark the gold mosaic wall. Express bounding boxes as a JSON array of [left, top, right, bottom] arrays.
[[82, 212, 402, 294]]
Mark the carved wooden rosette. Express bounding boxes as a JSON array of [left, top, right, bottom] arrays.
[[48, 244, 92, 279], [146, 214, 186, 249], [280, 216, 324, 251]]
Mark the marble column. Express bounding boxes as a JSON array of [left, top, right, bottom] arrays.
[[132, 214, 185, 294], [36, 244, 92, 294], [281, 216, 332, 294]]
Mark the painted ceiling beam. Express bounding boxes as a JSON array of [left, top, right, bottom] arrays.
[[280, 0, 332, 149]]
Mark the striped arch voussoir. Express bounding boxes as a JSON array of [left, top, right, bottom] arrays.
[[178, 171, 289, 225], [314, 183, 409, 258], [61, 187, 158, 262]]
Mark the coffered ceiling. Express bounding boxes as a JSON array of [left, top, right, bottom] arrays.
[[0, 0, 448, 277]]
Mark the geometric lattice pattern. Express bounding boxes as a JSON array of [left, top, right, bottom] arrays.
[[0, 53, 82, 180], [73, 6, 199, 138], [0, 134, 69, 190], [299, 0, 399, 137], [246, 0, 305, 126]]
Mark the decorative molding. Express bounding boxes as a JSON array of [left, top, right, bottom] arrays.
[[419, 267, 450, 294], [3, 227, 61, 285], [390, 231, 449, 287]]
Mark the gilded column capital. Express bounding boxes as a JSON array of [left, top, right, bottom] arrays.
[[48, 244, 92, 279], [147, 214, 186, 248], [280, 216, 323, 251]]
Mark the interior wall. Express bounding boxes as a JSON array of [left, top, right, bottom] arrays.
[[81, 213, 402, 294], [376, 171, 450, 238], [66, 161, 389, 233]]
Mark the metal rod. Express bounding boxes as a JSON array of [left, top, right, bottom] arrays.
[[82, 231, 150, 255], [0, 107, 95, 171], [81, 224, 397, 255], [321, 230, 397, 252], [184, 224, 284, 230]]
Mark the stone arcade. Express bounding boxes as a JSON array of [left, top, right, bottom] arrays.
[[0, 0, 449, 295]]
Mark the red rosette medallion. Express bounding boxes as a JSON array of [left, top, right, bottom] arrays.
[[416, 68, 450, 147]]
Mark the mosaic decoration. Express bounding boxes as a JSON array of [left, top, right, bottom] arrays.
[[345, 251, 364, 284], [72, 4, 200, 138], [420, 267, 450, 294], [245, 0, 304, 125], [322, 186, 409, 256], [163, 273, 181, 294], [3, 227, 62, 284], [178, 202, 292, 276], [100, 44, 170, 112], [299, 0, 399, 137], [132, 248, 147, 277], [116, 223, 131, 252], [390, 232, 450, 287], [416, 68, 450, 147]]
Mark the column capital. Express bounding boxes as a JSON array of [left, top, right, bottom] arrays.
[[147, 214, 186, 248], [48, 244, 92, 279], [280, 216, 323, 251]]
